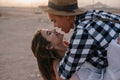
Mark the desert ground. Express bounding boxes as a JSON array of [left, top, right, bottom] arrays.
[[0, 7, 120, 80], [0, 7, 72, 80]]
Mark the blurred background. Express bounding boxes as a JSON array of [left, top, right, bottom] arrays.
[[0, 0, 120, 8], [0, 0, 120, 80]]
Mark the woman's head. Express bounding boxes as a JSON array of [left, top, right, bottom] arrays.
[[31, 28, 64, 57], [31, 28, 65, 80], [40, 28, 64, 49]]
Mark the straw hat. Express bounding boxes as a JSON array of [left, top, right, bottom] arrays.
[[42, 0, 87, 16]]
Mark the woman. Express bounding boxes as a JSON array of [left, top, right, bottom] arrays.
[[31, 29, 80, 80]]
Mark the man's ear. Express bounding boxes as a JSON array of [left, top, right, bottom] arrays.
[[46, 44, 53, 50]]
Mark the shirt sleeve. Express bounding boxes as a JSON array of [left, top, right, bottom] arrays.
[[58, 27, 96, 79]]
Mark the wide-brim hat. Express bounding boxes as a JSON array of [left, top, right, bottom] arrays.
[[41, 0, 87, 16]]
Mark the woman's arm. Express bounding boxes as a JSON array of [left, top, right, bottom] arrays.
[[53, 60, 63, 80]]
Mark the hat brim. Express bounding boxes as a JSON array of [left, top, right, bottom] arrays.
[[41, 6, 87, 16]]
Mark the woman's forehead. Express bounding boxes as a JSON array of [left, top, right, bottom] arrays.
[[40, 29, 47, 35], [40, 29, 48, 33], [40, 29, 50, 38]]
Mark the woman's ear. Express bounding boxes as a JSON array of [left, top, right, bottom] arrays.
[[46, 44, 53, 50]]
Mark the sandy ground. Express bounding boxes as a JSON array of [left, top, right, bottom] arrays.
[[0, 7, 120, 80], [0, 7, 52, 80], [0, 7, 72, 80]]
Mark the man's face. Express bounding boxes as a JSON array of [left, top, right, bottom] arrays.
[[48, 13, 74, 33]]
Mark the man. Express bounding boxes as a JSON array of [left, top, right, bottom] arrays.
[[42, 0, 120, 80]]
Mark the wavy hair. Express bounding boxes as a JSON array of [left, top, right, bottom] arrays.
[[31, 29, 61, 80]]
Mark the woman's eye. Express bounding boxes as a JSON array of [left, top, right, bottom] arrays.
[[47, 31, 51, 35]]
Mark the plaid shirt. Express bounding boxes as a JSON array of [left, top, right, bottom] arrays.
[[58, 10, 120, 79]]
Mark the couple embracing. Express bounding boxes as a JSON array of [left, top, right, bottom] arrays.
[[31, 0, 120, 80]]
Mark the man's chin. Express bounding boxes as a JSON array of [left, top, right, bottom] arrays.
[[64, 31, 69, 33], [62, 29, 70, 33]]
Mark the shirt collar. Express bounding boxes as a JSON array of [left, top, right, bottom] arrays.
[[74, 11, 87, 26]]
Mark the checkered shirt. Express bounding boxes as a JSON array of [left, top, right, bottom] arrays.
[[58, 10, 120, 79]]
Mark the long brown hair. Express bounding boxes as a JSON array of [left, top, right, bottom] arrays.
[[31, 29, 61, 80]]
